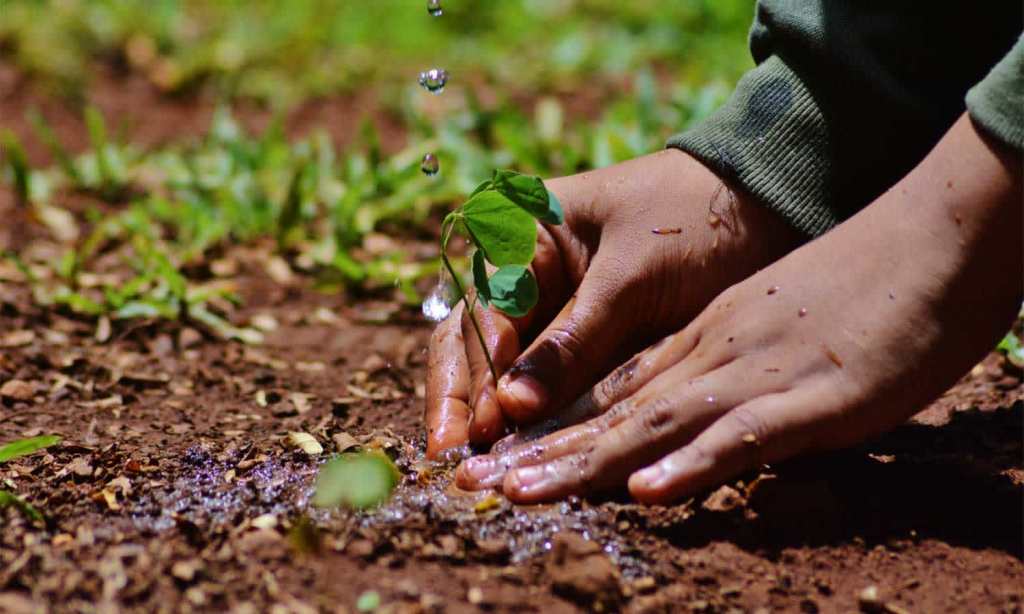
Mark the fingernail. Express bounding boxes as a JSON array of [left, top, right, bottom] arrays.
[[461, 456, 499, 482], [499, 372, 548, 412], [508, 465, 545, 490], [634, 463, 664, 488]]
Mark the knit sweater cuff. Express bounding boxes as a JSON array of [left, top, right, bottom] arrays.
[[966, 34, 1024, 151], [667, 55, 836, 238]]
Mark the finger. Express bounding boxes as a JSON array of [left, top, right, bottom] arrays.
[[465, 225, 570, 444], [627, 388, 821, 505], [463, 304, 515, 444], [499, 359, 757, 502], [457, 332, 725, 489], [425, 303, 472, 459], [490, 327, 708, 454], [495, 254, 634, 425]]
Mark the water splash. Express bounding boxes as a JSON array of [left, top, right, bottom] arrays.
[[418, 68, 449, 94], [427, 0, 442, 17], [420, 152, 440, 176]]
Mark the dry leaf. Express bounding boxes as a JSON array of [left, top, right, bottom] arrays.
[[289, 392, 313, 415], [287, 432, 323, 455], [0, 330, 35, 347], [250, 313, 279, 332], [0, 379, 35, 401], [332, 432, 360, 453], [95, 316, 112, 343]]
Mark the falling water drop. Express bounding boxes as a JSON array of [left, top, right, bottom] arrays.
[[422, 272, 456, 323], [418, 68, 449, 94], [420, 152, 440, 176], [427, 0, 442, 17]]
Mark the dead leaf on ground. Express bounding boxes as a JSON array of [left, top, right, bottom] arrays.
[[0, 330, 35, 347], [1, 379, 35, 401], [287, 432, 323, 455]]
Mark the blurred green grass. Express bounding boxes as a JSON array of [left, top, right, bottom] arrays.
[[1, 0, 756, 337], [1, 0, 753, 106]]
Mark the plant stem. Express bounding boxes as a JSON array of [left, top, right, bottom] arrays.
[[440, 216, 498, 382]]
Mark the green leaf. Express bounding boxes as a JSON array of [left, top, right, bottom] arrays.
[[461, 191, 536, 267], [0, 490, 43, 523], [469, 179, 493, 197], [0, 435, 60, 464], [997, 332, 1024, 368], [28, 109, 81, 183], [491, 169, 564, 225], [356, 590, 381, 612], [0, 129, 31, 203], [313, 451, 400, 510], [472, 250, 490, 307], [487, 265, 538, 317]]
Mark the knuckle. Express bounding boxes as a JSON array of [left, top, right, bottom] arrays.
[[569, 451, 596, 488], [725, 405, 770, 443], [597, 397, 637, 428], [638, 397, 677, 438], [545, 325, 588, 361]]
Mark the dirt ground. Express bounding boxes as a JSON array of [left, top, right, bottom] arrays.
[[1, 64, 1022, 614]]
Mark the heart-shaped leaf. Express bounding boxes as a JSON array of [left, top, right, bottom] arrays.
[[491, 169, 564, 225], [487, 265, 538, 317], [461, 191, 536, 266]]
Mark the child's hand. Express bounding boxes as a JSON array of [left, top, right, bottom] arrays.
[[425, 149, 801, 458], [452, 114, 1022, 502]]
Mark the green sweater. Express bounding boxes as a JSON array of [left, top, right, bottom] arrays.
[[668, 2, 1023, 237]]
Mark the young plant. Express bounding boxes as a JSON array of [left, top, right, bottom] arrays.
[[438, 169, 563, 379]]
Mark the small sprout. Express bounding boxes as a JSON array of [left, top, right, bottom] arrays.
[[313, 451, 400, 509], [437, 169, 562, 378], [356, 590, 381, 612]]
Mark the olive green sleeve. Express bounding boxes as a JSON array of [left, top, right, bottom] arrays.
[[668, 2, 1023, 238], [967, 35, 1024, 151]]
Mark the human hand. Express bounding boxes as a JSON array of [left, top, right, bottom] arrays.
[[425, 149, 801, 458], [453, 114, 1023, 502]]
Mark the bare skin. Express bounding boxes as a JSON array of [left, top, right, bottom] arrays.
[[424, 149, 804, 458], [452, 114, 1022, 503]]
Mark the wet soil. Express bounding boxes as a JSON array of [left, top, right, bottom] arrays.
[[1, 62, 1023, 614], [1, 262, 1021, 613]]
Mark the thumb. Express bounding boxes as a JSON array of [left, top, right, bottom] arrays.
[[496, 255, 633, 425]]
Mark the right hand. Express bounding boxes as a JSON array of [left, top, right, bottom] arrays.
[[425, 149, 802, 458]]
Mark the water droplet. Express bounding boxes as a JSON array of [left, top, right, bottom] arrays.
[[427, 0, 442, 16], [420, 152, 439, 176], [418, 67, 449, 94], [422, 285, 452, 322], [422, 272, 457, 323]]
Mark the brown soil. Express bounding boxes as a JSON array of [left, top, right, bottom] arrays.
[[1, 64, 1023, 614]]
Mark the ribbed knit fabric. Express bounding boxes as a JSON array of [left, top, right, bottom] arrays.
[[668, 56, 835, 237], [968, 35, 1024, 151], [668, 2, 1023, 238]]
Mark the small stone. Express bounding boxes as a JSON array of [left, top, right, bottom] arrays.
[[467, 587, 484, 604]]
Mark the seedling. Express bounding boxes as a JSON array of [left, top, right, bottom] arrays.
[[313, 450, 401, 509], [438, 169, 563, 379]]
